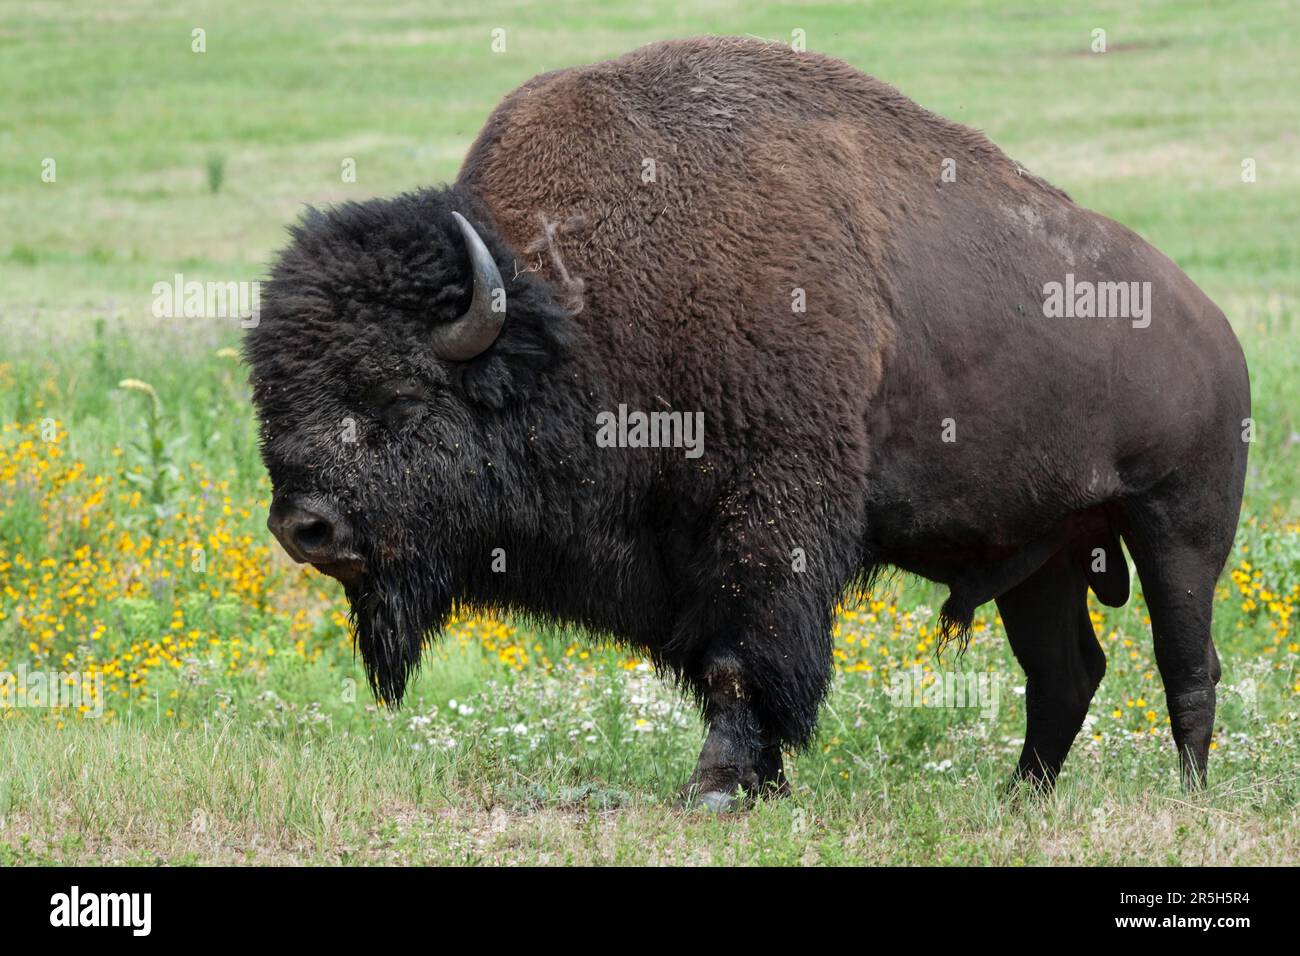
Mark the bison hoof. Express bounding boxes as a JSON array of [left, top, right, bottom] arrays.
[[677, 774, 789, 813], [680, 788, 742, 814], [678, 781, 789, 812]]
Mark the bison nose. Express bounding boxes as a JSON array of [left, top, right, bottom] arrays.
[[267, 498, 357, 568]]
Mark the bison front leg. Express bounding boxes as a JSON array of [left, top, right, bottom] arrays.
[[679, 654, 789, 812]]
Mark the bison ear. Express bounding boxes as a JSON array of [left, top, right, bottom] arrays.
[[431, 211, 506, 361]]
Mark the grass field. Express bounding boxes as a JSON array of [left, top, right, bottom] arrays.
[[1, 0, 1298, 865]]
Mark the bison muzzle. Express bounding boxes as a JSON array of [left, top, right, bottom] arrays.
[[247, 37, 1250, 808]]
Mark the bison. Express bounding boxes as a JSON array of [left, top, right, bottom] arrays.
[[247, 36, 1250, 808]]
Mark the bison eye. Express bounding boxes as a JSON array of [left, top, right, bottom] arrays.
[[371, 382, 426, 408], [371, 380, 427, 420]]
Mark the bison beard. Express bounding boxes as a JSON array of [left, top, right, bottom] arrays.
[[250, 36, 1250, 807], [346, 562, 451, 706]]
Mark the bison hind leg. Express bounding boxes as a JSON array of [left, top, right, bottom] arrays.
[[1121, 474, 1241, 790]]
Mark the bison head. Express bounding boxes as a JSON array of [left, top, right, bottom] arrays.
[[245, 186, 574, 704]]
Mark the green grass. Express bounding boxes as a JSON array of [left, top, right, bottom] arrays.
[[2, 0, 1299, 865], [4, 714, 1297, 865]]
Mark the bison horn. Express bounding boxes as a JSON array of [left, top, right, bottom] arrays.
[[432, 211, 506, 361]]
